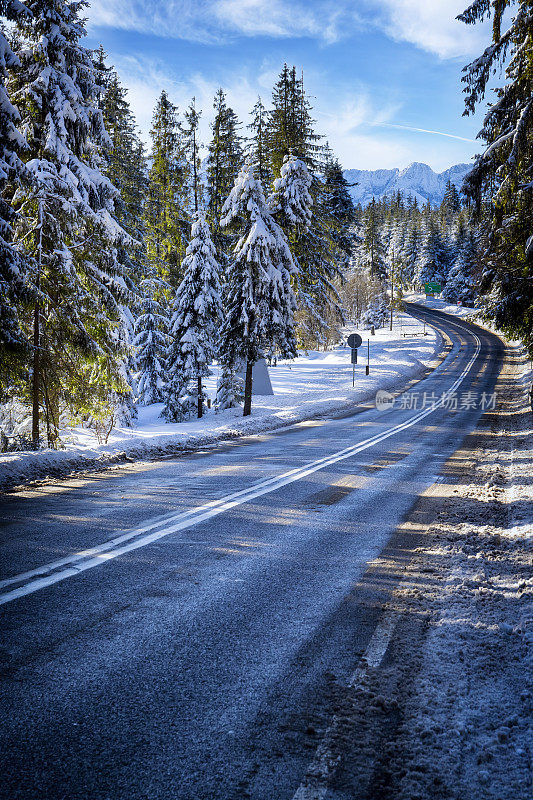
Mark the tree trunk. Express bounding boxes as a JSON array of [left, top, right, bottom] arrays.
[[243, 360, 253, 416], [32, 198, 43, 450], [31, 301, 40, 449], [197, 376, 203, 419]]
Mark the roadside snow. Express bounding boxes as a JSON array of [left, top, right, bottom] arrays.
[[386, 347, 533, 800], [0, 311, 438, 491]]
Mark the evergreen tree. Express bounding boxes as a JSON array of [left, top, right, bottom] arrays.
[[205, 88, 242, 253], [0, 0, 31, 388], [219, 162, 298, 416], [95, 54, 147, 244], [442, 230, 478, 305], [442, 179, 461, 214], [267, 66, 346, 346], [183, 96, 202, 214], [321, 151, 356, 259], [134, 278, 168, 405], [418, 223, 449, 286], [459, 0, 533, 350], [9, 0, 131, 447], [268, 64, 321, 175], [215, 361, 244, 412], [93, 51, 147, 424], [362, 198, 387, 280], [247, 96, 272, 191], [402, 222, 422, 286], [164, 211, 222, 421], [269, 152, 312, 233], [145, 91, 188, 285]]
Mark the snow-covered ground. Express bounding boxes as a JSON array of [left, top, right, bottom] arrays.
[[384, 347, 533, 800], [0, 310, 438, 490]]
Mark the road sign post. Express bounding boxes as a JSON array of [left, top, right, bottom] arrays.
[[347, 334, 362, 388], [366, 339, 370, 375], [347, 333, 362, 349]]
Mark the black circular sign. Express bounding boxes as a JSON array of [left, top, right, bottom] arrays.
[[347, 333, 362, 349]]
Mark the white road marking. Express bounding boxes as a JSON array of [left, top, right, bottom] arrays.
[[292, 611, 398, 800], [0, 325, 481, 607]]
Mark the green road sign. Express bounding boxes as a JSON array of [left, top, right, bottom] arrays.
[[424, 281, 442, 294]]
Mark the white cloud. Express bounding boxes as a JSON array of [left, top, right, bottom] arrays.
[[87, 0, 362, 44], [374, 123, 477, 144], [370, 0, 490, 59], [86, 0, 491, 57], [113, 56, 261, 147]]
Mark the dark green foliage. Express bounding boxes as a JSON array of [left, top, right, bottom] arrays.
[[459, 0, 533, 351], [205, 88, 243, 257], [145, 90, 189, 285]]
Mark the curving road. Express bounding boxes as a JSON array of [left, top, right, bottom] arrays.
[[0, 305, 505, 800]]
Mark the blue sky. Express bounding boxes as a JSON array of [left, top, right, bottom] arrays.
[[84, 0, 493, 172]]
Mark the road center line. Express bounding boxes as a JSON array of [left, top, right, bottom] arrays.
[[0, 322, 481, 607]]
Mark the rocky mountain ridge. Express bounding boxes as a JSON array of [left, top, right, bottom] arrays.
[[343, 161, 471, 206]]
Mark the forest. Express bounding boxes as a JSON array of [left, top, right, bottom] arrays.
[[0, 0, 531, 450]]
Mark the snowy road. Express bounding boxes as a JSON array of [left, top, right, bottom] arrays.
[[0, 305, 505, 800]]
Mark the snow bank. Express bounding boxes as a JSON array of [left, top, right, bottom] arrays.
[[0, 311, 439, 491]]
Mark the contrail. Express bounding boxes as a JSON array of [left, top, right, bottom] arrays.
[[375, 122, 477, 143]]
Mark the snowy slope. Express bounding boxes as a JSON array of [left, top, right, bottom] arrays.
[[344, 162, 471, 207]]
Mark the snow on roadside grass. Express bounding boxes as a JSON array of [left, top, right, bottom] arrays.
[[0, 311, 438, 491]]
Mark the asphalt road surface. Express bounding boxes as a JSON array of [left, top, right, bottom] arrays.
[[0, 305, 505, 800]]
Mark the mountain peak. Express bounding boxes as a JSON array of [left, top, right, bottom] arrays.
[[343, 162, 471, 207]]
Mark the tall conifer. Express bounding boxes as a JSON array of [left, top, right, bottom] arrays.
[[9, 0, 131, 446]]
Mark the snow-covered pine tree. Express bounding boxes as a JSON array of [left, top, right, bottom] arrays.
[[9, 0, 132, 447], [361, 296, 389, 329], [459, 0, 533, 351], [164, 211, 222, 422], [219, 162, 298, 416], [402, 222, 422, 287], [93, 50, 148, 424], [386, 215, 405, 280], [268, 150, 345, 351], [442, 179, 461, 215], [134, 278, 169, 405], [417, 222, 449, 287], [0, 0, 31, 388], [269, 152, 312, 234], [442, 230, 478, 305], [266, 65, 346, 348], [215, 361, 244, 412], [268, 64, 321, 177], [112, 305, 137, 426]]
